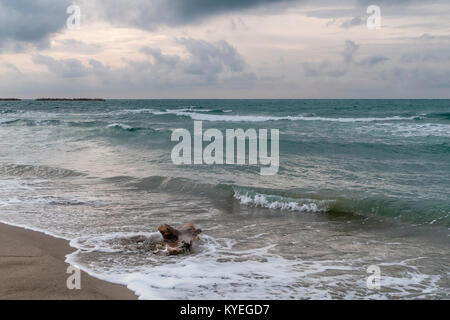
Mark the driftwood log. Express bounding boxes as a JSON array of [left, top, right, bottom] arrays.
[[158, 223, 202, 255]]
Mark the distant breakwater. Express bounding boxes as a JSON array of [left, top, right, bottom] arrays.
[[35, 98, 106, 101]]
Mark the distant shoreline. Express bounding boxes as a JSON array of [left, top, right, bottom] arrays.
[[35, 98, 106, 101], [0, 98, 106, 101]]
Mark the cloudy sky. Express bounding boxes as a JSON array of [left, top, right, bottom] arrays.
[[0, 0, 449, 98]]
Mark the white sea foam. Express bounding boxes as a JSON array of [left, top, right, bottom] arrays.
[[65, 233, 447, 299], [0, 118, 19, 124], [186, 114, 419, 123], [70, 231, 163, 253], [65, 234, 346, 299], [162, 111, 418, 123], [116, 106, 212, 116], [113, 108, 418, 123], [0, 211, 446, 299], [234, 190, 329, 213], [372, 123, 450, 137], [107, 123, 133, 130]]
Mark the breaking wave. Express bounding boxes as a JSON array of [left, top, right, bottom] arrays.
[[110, 107, 421, 123], [233, 189, 329, 213]]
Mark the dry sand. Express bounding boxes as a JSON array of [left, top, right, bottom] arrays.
[[0, 222, 137, 300]]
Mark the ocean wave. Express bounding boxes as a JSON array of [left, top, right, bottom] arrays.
[[107, 123, 135, 131], [125, 176, 233, 204], [0, 163, 85, 178], [0, 118, 107, 128], [368, 123, 450, 137], [0, 118, 21, 125], [0, 109, 17, 114], [105, 123, 160, 133], [122, 175, 330, 214], [115, 106, 213, 116], [423, 112, 450, 120], [104, 123, 170, 136], [107, 175, 450, 225], [70, 232, 163, 253], [142, 108, 420, 122], [65, 231, 448, 299], [188, 114, 420, 123], [66, 234, 324, 299], [112, 106, 419, 122], [233, 188, 330, 213], [0, 118, 63, 126], [0, 196, 101, 207]]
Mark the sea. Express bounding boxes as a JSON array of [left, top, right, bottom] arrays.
[[0, 99, 449, 299]]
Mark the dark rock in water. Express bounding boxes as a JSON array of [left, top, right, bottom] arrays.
[[158, 223, 202, 255], [0, 98, 21, 101]]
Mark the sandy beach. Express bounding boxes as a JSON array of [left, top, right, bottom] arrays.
[[0, 222, 137, 300]]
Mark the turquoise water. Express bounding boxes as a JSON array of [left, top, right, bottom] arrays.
[[2, 99, 449, 225], [0, 99, 449, 298]]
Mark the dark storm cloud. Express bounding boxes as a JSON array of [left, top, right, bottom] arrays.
[[95, 0, 300, 30], [0, 0, 300, 49], [307, 0, 450, 21], [2, 0, 446, 50], [0, 0, 71, 50]]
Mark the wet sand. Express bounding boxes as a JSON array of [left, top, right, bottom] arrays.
[[0, 223, 137, 300]]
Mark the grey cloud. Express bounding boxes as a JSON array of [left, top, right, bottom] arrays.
[[401, 53, 450, 63], [306, 8, 359, 19], [0, 0, 301, 50], [136, 39, 246, 84], [0, 0, 71, 50], [303, 61, 346, 78], [4, 63, 21, 73], [32, 55, 88, 78], [141, 47, 180, 66], [358, 55, 389, 66], [387, 67, 450, 89], [342, 40, 359, 64], [303, 40, 388, 78], [417, 33, 450, 41], [306, 0, 450, 20], [340, 16, 364, 28], [52, 39, 103, 55], [90, 0, 300, 30], [88, 59, 112, 74], [32, 39, 251, 88], [179, 38, 245, 75]]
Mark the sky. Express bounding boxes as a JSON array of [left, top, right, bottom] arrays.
[[0, 0, 449, 98]]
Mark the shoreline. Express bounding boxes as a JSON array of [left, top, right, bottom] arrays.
[[0, 222, 137, 300]]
